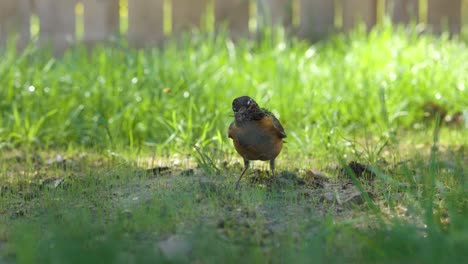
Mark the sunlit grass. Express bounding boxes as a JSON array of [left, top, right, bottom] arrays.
[[0, 23, 466, 156], [0, 23, 467, 263]]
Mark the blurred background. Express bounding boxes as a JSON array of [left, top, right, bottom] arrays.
[[1, 0, 468, 53]]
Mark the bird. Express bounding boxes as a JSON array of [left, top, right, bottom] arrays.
[[228, 96, 286, 189]]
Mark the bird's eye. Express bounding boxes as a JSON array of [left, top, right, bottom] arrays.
[[232, 106, 237, 112]]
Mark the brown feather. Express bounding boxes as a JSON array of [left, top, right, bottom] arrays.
[[228, 115, 284, 161]]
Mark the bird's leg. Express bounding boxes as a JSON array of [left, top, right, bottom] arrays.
[[269, 159, 276, 178], [235, 159, 250, 190]]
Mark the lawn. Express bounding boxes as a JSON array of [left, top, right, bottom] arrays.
[[0, 24, 467, 263]]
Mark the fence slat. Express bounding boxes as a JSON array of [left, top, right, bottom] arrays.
[[0, 0, 31, 50], [386, 0, 418, 24], [172, 0, 206, 33], [299, 0, 334, 40], [128, 0, 164, 47], [83, 0, 120, 44], [215, 0, 250, 37], [342, 0, 377, 31], [257, 0, 292, 27], [427, 0, 461, 34], [36, 0, 76, 54]]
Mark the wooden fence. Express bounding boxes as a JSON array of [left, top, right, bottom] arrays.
[[1, 0, 467, 53]]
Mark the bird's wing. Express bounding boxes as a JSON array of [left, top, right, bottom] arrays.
[[271, 114, 286, 138], [262, 108, 286, 138]]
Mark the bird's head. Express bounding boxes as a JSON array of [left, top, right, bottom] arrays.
[[232, 96, 263, 122]]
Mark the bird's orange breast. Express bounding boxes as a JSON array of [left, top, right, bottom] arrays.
[[228, 115, 283, 161]]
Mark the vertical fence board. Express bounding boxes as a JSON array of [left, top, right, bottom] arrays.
[[172, 0, 206, 33], [257, 0, 292, 27], [299, 0, 334, 40], [215, 0, 250, 36], [0, 0, 31, 49], [342, 0, 377, 31], [128, 0, 164, 47], [464, 0, 468, 28], [386, 0, 419, 24], [36, 0, 76, 54], [0, 0, 18, 43], [83, 0, 120, 44], [427, 0, 461, 34]]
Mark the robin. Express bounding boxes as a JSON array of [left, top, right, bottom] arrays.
[[228, 96, 286, 189]]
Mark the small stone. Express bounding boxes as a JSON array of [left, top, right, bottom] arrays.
[[157, 236, 191, 260], [323, 192, 334, 202]]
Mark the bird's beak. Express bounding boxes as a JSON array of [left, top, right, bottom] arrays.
[[234, 107, 246, 120], [237, 107, 247, 114]]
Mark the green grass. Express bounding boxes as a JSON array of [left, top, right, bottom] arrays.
[[0, 23, 467, 263]]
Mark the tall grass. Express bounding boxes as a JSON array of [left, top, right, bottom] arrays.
[[0, 24, 466, 156]]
